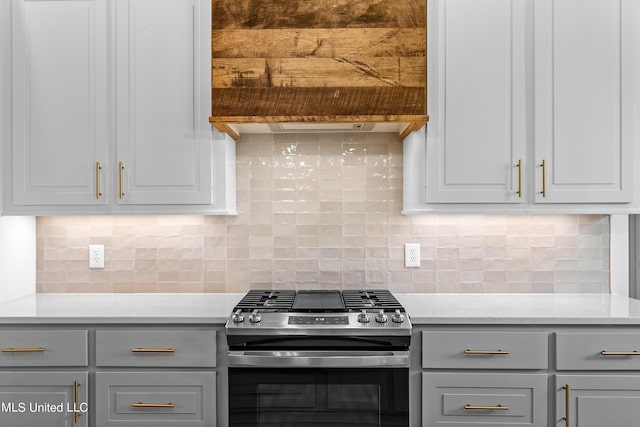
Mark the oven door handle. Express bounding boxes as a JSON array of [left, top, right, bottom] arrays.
[[228, 350, 410, 368]]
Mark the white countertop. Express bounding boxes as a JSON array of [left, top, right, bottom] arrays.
[[0, 293, 244, 324], [0, 293, 639, 325], [397, 293, 640, 325]]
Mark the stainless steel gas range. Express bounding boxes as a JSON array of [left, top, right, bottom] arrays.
[[225, 289, 411, 427]]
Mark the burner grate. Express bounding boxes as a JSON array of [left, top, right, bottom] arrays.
[[342, 290, 404, 311], [234, 290, 296, 311]]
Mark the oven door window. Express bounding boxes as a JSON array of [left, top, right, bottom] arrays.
[[229, 368, 408, 427]]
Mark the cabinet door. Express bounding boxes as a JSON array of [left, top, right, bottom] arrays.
[[425, 0, 527, 203], [0, 371, 88, 427], [11, 0, 109, 206], [556, 375, 640, 427], [115, 0, 213, 205], [534, 0, 634, 203]]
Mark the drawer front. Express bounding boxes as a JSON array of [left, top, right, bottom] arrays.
[[422, 331, 548, 369], [95, 330, 216, 367], [556, 333, 640, 370], [95, 371, 215, 427], [0, 330, 88, 367], [423, 373, 547, 427]]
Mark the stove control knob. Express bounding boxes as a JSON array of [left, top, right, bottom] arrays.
[[249, 309, 261, 323], [375, 309, 388, 323], [357, 309, 370, 323], [232, 309, 245, 323], [391, 309, 405, 324]]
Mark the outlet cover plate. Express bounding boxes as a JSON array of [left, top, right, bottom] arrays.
[[404, 243, 420, 268], [89, 244, 104, 269]]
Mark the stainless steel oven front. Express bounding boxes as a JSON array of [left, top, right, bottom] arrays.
[[226, 290, 412, 427], [228, 350, 410, 427]]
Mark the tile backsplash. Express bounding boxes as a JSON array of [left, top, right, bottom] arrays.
[[36, 133, 610, 294]]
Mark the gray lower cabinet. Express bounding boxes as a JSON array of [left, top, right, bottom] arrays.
[[555, 375, 640, 427], [94, 329, 218, 427], [0, 371, 88, 427], [423, 373, 547, 427], [95, 371, 216, 427], [554, 332, 640, 427], [419, 327, 640, 427], [0, 326, 220, 427]]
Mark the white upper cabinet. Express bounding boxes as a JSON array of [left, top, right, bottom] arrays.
[[534, 0, 634, 203], [115, 0, 213, 206], [11, 0, 109, 206], [426, 0, 527, 204], [404, 0, 637, 211], [6, 0, 236, 215]]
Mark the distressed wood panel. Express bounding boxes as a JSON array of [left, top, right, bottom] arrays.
[[212, 0, 426, 29], [210, 0, 428, 128], [212, 57, 426, 88], [213, 28, 426, 58], [211, 87, 426, 116]]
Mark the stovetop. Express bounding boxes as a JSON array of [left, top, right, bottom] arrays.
[[226, 289, 411, 338], [232, 289, 405, 313]]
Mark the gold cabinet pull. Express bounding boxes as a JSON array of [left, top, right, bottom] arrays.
[[563, 384, 570, 427], [73, 381, 79, 424], [516, 159, 523, 197], [95, 162, 102, 200], [463, 349, 510, 355], [131, 402, 175, 409], [539, 159, 547, 197], [1, 347, 45, 353], [464, 404, 509, 411], [600, 351, 640, 356], [131, 348, 176, 353], [118, 161, 125, 200]]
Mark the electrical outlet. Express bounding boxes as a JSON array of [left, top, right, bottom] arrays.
[[404, 243, 420, 268], [89, 244, 104, 269]]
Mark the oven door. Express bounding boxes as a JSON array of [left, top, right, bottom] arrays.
[[228, 351, 409, 427]]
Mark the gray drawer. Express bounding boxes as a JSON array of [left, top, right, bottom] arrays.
[[95, 371, 215, 427], [422, 331, 548, 369], [423, 373, 547, 427], [556, 332, 640, 370], [96, 330, 216, 367], [0, 330, 88, 367]]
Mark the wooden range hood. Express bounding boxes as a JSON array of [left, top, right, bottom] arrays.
[[210, 0, 428, 141]]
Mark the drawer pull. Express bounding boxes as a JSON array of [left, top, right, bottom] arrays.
[[516, 159, 523, 197], [601, 351, 640, 356], [1, 347, 46, 353], [464, 404, 509, 411], [131, 348, 176, 353], [73, 381, 79, 424], [463, 349, 510, 355], [131, 402, 175, 409], [118, 161, 125, 200], [563, 384, 570, 427], [539, 159, 547, 197]]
